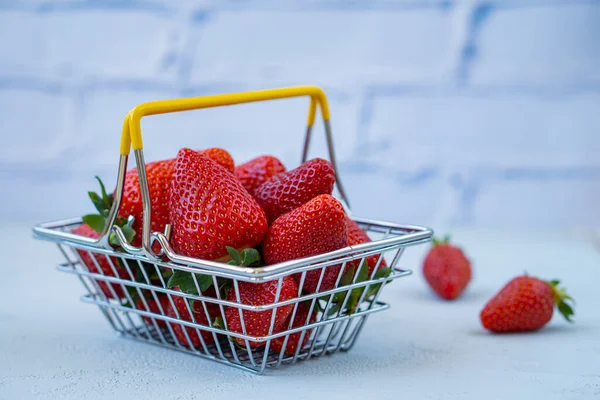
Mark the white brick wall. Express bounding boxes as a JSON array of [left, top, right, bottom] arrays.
[[189, 9, 457, 86], [0, 0, 599, 229], [470, 4, 600, 86]]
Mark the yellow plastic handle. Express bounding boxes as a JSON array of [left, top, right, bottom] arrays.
[[120, 85, 331, 155]]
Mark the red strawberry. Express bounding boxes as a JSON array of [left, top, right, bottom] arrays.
[[480, 276, 575, 333], [263, 194, 349, 293], [346, 216, 388, 275], [224, 277, 297, 348], [168, 148, 268, 261], [422, 236, 472, 300], [198, 147, 235, 173], [271, 302, 317, 356], [253, 158, 335, 223], [119, 159, 174, 249], [136, 294, 172, 328], [72, 223, 129, 299], [234, 155, 286, 195], [166, 294, 220, 347]]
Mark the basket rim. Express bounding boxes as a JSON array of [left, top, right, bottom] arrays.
[[33, 215, 433, 280]]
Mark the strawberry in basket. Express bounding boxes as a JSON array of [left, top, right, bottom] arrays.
[[198, 147, 235, 173], [224, 276, 298, 348], [118, 147, 235, 251], [234, 155, 286, 195], [263, 194, 349, 293], [253, 158, 335, 224], [166, 292, 222, 347], [271, 301, 318, 355], [346, 216, 388, 275], [119, 158, 174, 250], [135, 293, 172, 328], [72, 177, 137, 299], [168, 148, 268, 261], [72, 223, 130, 299]]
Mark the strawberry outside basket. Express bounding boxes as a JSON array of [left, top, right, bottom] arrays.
[[32, 86, 434, 374]]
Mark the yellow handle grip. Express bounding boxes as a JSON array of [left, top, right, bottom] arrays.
[[120, 85, 331, 155]]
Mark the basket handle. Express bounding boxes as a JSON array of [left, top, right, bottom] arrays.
[[120, 85, 329, 155], [114, 85, 350, 259]]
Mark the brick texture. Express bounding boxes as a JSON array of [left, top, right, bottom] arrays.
[[0, 0, 599, 229]]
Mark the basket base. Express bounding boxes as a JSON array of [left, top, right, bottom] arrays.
[[82, 294, 390, 375]]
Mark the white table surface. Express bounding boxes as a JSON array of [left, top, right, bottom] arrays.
[[1, 223, 599, 400]]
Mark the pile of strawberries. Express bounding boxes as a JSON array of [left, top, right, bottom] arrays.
[[72, 145, 574, 352], [73, 147, 388, 354]]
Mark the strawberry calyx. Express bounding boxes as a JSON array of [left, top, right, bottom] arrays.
[[225, 246, 261, 267], [431, 234, 451, 246], [82, 176, 136, 246], [166, 247, 260, 298], [547, 279, 575, 322], [317, 260, 393, 316]]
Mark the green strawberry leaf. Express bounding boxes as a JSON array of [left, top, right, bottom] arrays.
[[95, 175, 112, 209], [558, 301, 575, 322], [364, 267, 393, 299], [547, 279, 575, 323], [374, 267, 393, 280], [240, 248, 260, 266], [226, 247, 261, 267], [82, 214, 106, 233], [128, 260, 166, 285], [167, 270, 213, 294], [125, 285, 141, 305], [121, 224, 136, 244], [432, 234, 451, 246], [213, 316, 225, 330], [345, 260, 370, 315], [327, 301, 343, 316], [88, 191, 107, 215], [108, 220, 136, 246], [226, 246, 241, 265], [340, 264, 357, 286], [218, 278, 233, 298], [355, 260, 370, 283]]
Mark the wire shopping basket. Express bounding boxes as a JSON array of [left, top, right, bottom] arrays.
[[32, 86, 433, 374]]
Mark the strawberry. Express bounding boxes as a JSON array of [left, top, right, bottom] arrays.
[[422, 236, 472, 300], [480, 275, 575, 333], [234, 155, 286, 195], [119, 159, 175, 249], [224, 276, 297, 348], [271, 301, 317, 356], [136, 294, 172, 328], [71, 223, 129, 299], [198, 147, 235, 173], [346, 216, 388, 275], [253, 158, 335, 223], [168, 148, 268, 261], [263, 194, 349, 293], [166, 294, 220, 347]]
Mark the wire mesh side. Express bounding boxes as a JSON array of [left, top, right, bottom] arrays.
[[50, 219, 416, 374]]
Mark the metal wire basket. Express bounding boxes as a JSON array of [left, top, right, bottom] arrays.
[[33, 86, 433, 375]]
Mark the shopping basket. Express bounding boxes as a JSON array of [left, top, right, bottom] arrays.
[[32, 86, 434, 374]]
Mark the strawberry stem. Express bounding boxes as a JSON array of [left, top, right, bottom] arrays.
[[432, 234, 451, 246], [546, 279, 575, 322]]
